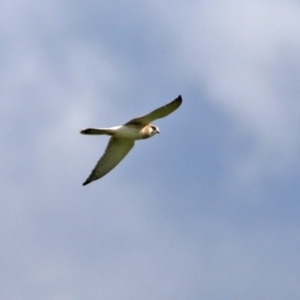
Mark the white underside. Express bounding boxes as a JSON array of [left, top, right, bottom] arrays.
[[109, 125, 144, 139]]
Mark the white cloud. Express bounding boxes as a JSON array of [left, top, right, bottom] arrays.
[[158, 0, 300, 156], [146, 0, 300, 202]]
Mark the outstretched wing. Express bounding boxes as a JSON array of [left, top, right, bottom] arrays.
[[125, 95, 182, 126], [83, 137, 135, 185]]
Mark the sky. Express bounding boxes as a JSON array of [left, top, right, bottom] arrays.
[[1, 0, 300, 299]]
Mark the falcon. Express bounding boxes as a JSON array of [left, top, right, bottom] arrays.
[[80, 95, 182, 185]]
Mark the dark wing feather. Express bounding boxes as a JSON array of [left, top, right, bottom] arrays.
[[125, 95, 182, 125], [83, 137, 134, 185]]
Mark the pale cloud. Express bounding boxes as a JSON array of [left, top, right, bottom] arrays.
[[147, 0, 300, 202], [154, 0, 300, 159]]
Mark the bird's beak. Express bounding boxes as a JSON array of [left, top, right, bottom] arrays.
[[157, 129, 160, 133]]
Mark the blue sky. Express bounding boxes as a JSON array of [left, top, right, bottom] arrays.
[[1, 1, 300, 299]]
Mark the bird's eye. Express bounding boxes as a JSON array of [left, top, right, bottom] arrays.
[[151, 126, 157, 131]]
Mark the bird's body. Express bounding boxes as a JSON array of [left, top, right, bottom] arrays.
[[80, 95, 182, 185], [83, 124, 155, 139]]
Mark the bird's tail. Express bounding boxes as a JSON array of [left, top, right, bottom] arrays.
[[80, 128, 115, 135]]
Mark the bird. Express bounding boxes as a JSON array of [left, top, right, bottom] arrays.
[[80, 95, 182, 186]]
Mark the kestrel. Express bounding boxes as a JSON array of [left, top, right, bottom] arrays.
[[80, 95, 182, 185]]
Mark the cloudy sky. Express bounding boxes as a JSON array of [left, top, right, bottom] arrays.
[[1, 0, 300, 299]]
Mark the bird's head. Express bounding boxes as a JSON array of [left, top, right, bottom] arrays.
[[150, 125, 160, 135]]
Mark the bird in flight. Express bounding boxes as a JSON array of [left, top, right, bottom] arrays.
[[80, 95, 182, 186]]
